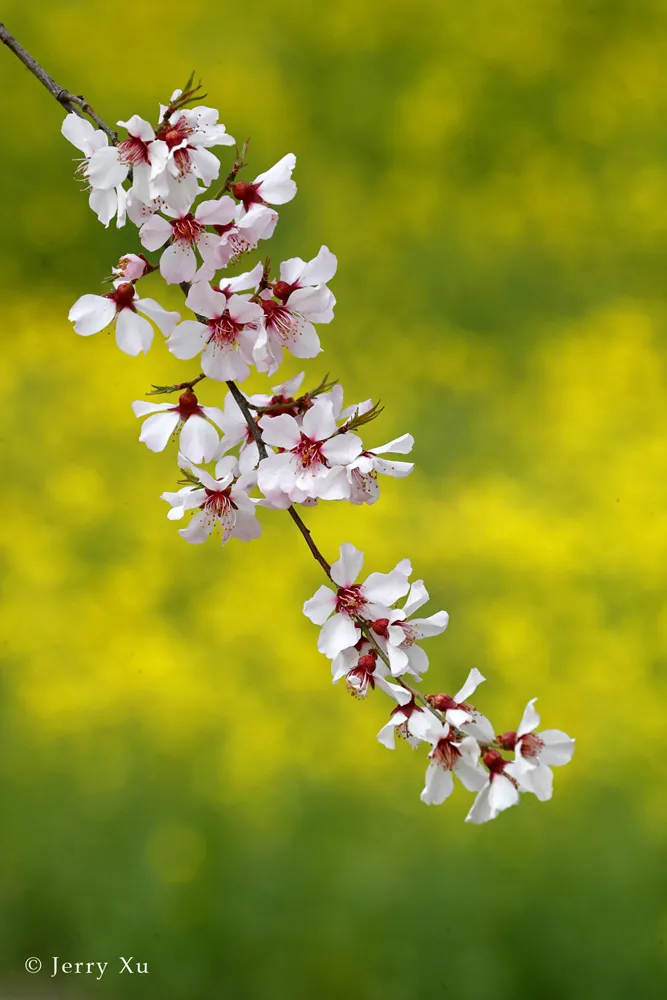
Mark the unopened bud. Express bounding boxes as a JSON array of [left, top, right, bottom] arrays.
[[496, 730, 518, 750], [427, 693, 457, 711], [357, 653, 377, 673], [371, 618, 390, 638]]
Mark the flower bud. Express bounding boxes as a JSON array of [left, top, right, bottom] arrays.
[[371, 618, 390, 638]]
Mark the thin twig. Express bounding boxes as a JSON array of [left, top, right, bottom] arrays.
[[0, 23, 117, 141]]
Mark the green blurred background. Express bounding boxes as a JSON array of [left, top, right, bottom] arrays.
[[1, 1, 667, 996]]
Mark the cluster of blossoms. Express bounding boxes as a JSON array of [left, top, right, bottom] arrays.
[[60, 81, 574, 824]]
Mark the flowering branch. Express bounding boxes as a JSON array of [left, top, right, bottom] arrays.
[[3, 25, 575, 826]]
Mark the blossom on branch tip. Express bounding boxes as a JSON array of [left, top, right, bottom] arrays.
[[68, 282, 180, 356], [162, 456, 261, 546], [346, 433, 415, 505], [132, 388, 225, 463], [302, 542, 412, 659], [496, 699, 575, 801], [377, 578, 448, 678], [426, 668, 494, 742], [167, 281, 263, 381], [231, 153, 297, 214]]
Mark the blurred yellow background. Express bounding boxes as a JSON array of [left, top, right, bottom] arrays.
[[1, 1, 666, 997]]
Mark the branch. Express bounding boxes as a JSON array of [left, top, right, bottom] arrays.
[[0, 23, 117, 141]]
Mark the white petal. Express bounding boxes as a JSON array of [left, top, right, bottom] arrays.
[[179, 415, 220, 464], [87, 146, 127, 189], [538, 731, 575, 767], [167, 320, 209, 360], [302, 585, 337, 625], [115, 309, 154, 356], [376, 719, 400, 750], [362, 568, 411, 606], [61, 112, 98, 152], [317, 613, 359, 659], [301, 398, 337, 441], [487, 774, 521, 817], [330, 542, 364, 588], [301, 245, 338, 285], [517, 698, 540, 738], [69, 294, 116, 336], [454, 668, 486, 704], [136, 297, 181, 335], [161, 243, 196, 284], [321, 432, 363, 466], [139, 214, 173, 251], [259, 413, 301, 450], [139, 410, 180, 452], [420, 762, 454, 806]]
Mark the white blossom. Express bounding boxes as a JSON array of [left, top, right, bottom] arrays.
[[68, 282, 179, 356], [303, 542, 411, 659], [132, 388, 225, 463], [162, 456, 260, 546], [257, 398, 362, 503], [167, 281, 263, 381]]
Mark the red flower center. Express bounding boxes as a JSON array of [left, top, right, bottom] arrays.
[[156, 117, 193, 149], [208, 313, 243, 347], [335, 584, 366, 616], [518, 732, 544, 758], [273, 280, 298, 302], [118, 135, 151, 165], [293, 432, 326, 470], [170, 213, 203, 245], [109, 282, 136, 312], [174, 387, 203, 420], [201, 487, 236, 515], [230, 180, 263, 211], [433, 737, 461, 770]]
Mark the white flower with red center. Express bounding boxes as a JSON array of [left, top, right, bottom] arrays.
[[166, 282, 263, 382], [273, 244, 337, 314], [410, 713, 487, 805], [376, 695, 432, 750], [152, 103, 235, 213], [331, 640, 414, 704], [161, 457, 261, 546], [230, 153, 297, 215], [257, 398, 362, 503], [496, 699, 575, 801], [61, 113, 127, 227], [465, 749, 523, 824], [131, 387, 225, 463], [196, 205, 279, 281], [253, 275, 336, 374], [139, 196, 237, 284], [68, 282, 180, 356], [302, 542, 412, 659], [368, 579, 448, 678], [426, 668, 495, 743], [346, 434, 415, 505], [85, 115, 168, 206]]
